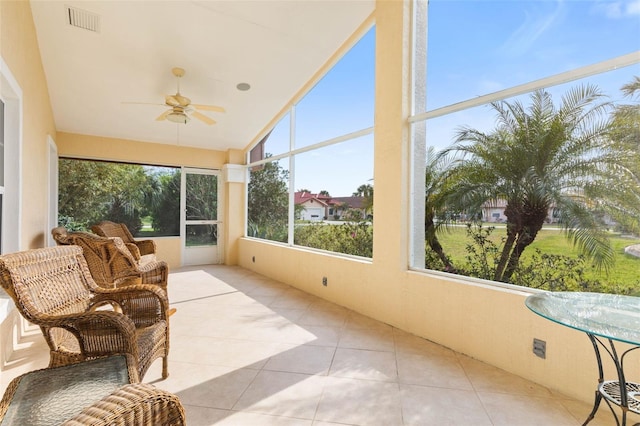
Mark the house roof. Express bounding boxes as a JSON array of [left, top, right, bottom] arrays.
[[29, 1, 374, 152], [294, 192, 365, 209], [329, 196, 365, 209], [294, 191, 330, 207]]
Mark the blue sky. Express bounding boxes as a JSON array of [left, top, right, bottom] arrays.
[[261, 0, 639, 198]]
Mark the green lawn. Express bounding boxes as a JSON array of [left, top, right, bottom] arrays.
[[435, 225, 640, 287]]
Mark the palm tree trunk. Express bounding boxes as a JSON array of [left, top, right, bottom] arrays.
[[425, 214, 454, 271], [494, 203, 521, 281], [494, 229, 516, 281], [428, 234, 453, 271], [502, 208, 547, 282], [502, 231, 534, 282]]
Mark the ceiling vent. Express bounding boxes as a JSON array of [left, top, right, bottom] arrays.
[[66, 6, 100, 33]]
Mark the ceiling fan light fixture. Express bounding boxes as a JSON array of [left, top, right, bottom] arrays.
[[166, 111, 189, 124]]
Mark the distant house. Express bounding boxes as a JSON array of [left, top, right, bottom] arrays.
[[480, 199, 560, 224], [294, 191, 330, 221], [294, 191, 367, 221], [481, 199, 508, 223]]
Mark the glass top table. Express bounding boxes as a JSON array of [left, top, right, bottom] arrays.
[[526, 292, 640, 426], [525, 291, 640, 346], [0, 355, 131, 426]]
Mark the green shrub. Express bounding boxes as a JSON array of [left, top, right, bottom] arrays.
[[510, 250, 605, 292], [457, 224, 501, 280], [295, 221, 373, 257], [248, 222, 288, 243], [425, 246, 447, 271]]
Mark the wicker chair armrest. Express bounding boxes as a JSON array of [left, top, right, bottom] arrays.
[[137, 259, 167, 273], [62, 383, 186, 426], [134, 239, 156, 257], [92, 285, 169, 324], [39, 311, 139, 360], [0, 373, 22, 421], [137, 260, 169, 292], [124, 243, 142, 260], [33, 310, 133, 331]]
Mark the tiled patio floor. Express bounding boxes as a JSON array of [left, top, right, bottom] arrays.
[[149, 265, 626, 426], [1, 264, 631, 425]]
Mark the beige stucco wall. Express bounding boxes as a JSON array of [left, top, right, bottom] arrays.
[[1, 0, 57, 250], [237, 0, 640, 407], [56, 132, 227, 168]]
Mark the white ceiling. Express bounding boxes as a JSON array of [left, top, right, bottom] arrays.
[[30, 0, 374, 152]]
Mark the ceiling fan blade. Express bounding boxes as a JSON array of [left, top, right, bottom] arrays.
[[191, 111, 216, 125], [156, 110, 171, 121], [165, 95, 180, 107], [192, 104, 226, 113], [174, 94, 191, 106]]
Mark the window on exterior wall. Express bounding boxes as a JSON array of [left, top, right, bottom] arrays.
[[411, 0, 640, 294], [58, 158, 181, 237], [247, 25, 375, 258], [294, 135, 374, 257]]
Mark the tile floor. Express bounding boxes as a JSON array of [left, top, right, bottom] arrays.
[[1, 264, 634, 425]]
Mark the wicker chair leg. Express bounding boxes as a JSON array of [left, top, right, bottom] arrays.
[[162, 356, 169, 379]]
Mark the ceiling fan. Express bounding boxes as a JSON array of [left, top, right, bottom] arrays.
[[129, 67, 225, 125]]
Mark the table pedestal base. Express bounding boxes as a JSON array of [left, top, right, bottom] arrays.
[[583, 334, 640, 426]]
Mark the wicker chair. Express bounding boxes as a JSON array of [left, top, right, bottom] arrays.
[[0, 246, 170, 380], [51, 227, 168, 292], [91, 221, 156, 261]]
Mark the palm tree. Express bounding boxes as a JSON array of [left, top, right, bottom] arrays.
[[444, 85, 632, 282], [353, 183, 374, 217], [424, 147, 455, 270]]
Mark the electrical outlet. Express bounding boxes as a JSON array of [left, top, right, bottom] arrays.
[[533, 338, 546, 359], [322, 277, 328, 286]]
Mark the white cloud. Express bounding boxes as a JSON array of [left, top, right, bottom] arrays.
[[592, 0, 640, 18], [626, 0, 640, 15]]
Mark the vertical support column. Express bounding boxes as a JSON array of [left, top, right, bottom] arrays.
[[222, 163, 247, 265], [372, 0, 412, 272]]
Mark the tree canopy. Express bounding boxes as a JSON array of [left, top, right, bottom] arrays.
[[248, 157, 290, 241], [58, 159, 180, 235]]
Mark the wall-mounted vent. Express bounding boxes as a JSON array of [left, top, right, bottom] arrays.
[[66, 6, 100, 33]]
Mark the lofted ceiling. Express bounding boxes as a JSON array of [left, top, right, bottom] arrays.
[[30, 0, 374, 152]]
